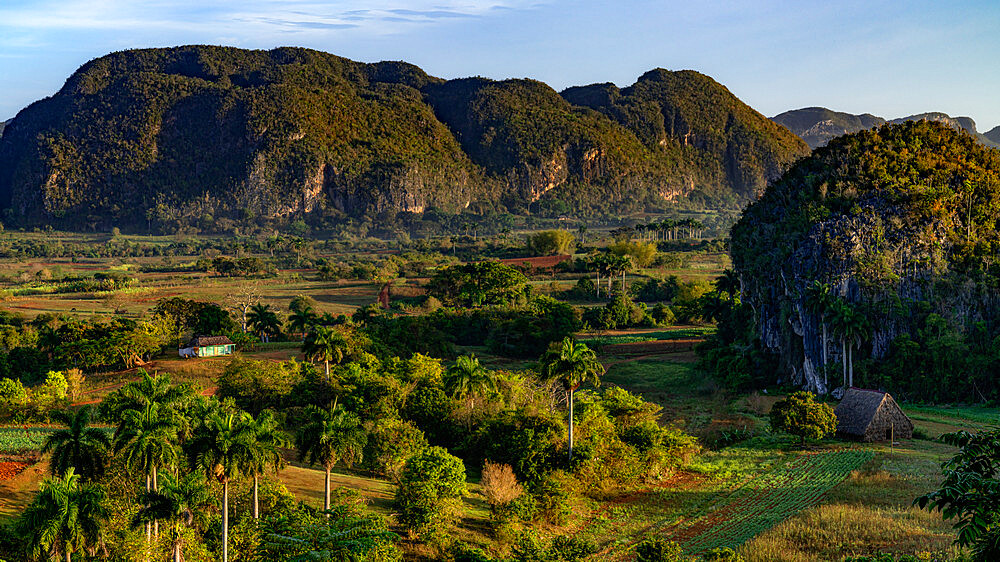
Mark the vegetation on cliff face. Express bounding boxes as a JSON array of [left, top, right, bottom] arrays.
[[562, 69, 809, 205], [0, 46, 808, 232], [726, 121, 1000, 400]]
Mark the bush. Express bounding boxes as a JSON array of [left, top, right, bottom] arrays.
[[363, 419, 429, 481], [702, 547, 744, 562], [635, 539, 683, 562], [394, 446, 468, 537], [769, 391, 838, 445], [481, 461, 524, 516]]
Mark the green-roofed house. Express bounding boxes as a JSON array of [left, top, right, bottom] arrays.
[[179, 335, 236, 358]]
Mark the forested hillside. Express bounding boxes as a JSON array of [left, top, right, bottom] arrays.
[[0, 46, 809, 232], [722, 121, 1000, 401]]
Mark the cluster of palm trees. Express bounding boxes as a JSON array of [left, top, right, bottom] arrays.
[[33, 373, 289, 562], [610, 218, 707, 242], [804, 281, 871, 390], [590, 253, 634, 298]]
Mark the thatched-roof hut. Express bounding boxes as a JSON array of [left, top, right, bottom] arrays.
[[834, 388, 913, 442]]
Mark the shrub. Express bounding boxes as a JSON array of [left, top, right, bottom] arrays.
[[481, 461, 524, 516], [769, 391, 838, 445], [635, 539, 683, 562], [364, 419, 429, 481], [394, 446, 468, 536]]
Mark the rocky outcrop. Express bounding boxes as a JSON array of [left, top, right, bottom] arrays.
[[774, 107, 1000, 149], [0, 46, 809, 230], [732, 121, 1000, 393]]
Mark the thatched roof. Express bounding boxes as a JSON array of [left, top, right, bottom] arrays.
[[188, 335, 234, 347], [834, 387, 912, 441], [835, 388, 887, 435]]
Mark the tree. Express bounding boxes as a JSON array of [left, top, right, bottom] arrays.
[[187, 411, 252, 562], [133, 470, 215, 562], [226, 281, 260, 333], [18, 468, 107, 562], [526, 230, 576, 256], [538, 337, 605, 460], [829, 300, 869, 388], [427, 262, 528, 307], [114, 400, 180, 545], [302, 326, 349, 380], [444, 354, 497, 416], [394, 446, 467, 536], [42, 405, 111, 481], [242, 410, 289, 519], [247, 303, 282, 343], [295, 405, 368, 515], [769, 391, 837, 445], [288, 306, 317, 342], [804, 281, 833, 390], [916, 427, 1000, 560]]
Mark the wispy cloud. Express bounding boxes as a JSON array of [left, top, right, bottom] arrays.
[[0, 0, 538, 39]]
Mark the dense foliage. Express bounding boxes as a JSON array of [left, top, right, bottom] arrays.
[[727, 121, 1000, 399], [0, 46, 808, 232]]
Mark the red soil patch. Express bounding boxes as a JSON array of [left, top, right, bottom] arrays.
[[497, 254, 571, 271], [0, 461, 31, 481]]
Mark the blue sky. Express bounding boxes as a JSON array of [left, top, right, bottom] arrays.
[[2, 0, 999, 130]]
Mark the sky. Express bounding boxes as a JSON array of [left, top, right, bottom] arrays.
[[2, 0, 999, 129]]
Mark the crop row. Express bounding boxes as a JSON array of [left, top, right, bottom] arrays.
[[0, 427, 113, 453], [674, 449, 874, 553]]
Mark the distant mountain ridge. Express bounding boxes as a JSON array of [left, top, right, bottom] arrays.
[[0, 45, 808, 231], [773, 108, 999, 149]]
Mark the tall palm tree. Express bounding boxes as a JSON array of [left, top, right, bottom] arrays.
[[538, 337, 605, 460], [18, 468, 107, 562], [242, 410, 290, 519], [133, 470, 215, 562], [444, 355, 497, 412], [247, 303, 282, 343], [114, 401, 180, 544], [187, 411, 252, 562], [42, 405, 111, 481], [830, 300, 869, 388], [295, 405, 367, 515], [303, 326, 349, 380], [804, 281, 833, 389]]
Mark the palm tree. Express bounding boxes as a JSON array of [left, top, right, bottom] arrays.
[[804, 281, 833, 389], [295, 405, 367, 515], [303, 326, 349, 380], [247, 303, 282, 343], [187, 411, 252, 562], [42, 405, 111, 481], [444, 355, 497, 426], [18, 468, 107, 562], [134, 470, 215, 562], [288, 306, 317, 341], [242, 410, 290, 519], [538, 337, 605, 460], [114, 401, 180, 544], [830, 300, 869, 388]]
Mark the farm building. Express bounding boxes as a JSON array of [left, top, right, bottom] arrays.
[[179, 335, 236, 358], [834, 388, 913, 442]]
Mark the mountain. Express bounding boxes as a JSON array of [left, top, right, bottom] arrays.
[[771, 107, 884, 149], [0, 120, 7, 138], [0, 46, 808, 232], [773, 107, 1000, 149], [986, 126, 1000, 145], [561, 70, 807, 203], [731, 120, 1000, 393]]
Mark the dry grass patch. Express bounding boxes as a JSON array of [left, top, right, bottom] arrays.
[[739, 504, 959, 562]]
